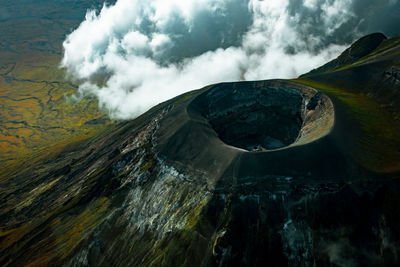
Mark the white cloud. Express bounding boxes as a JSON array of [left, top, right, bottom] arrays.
[[61, 0, 357, 119], [304, 0, 319, 10], [322, 0, 355, 35], [121, 31, 149, 53]]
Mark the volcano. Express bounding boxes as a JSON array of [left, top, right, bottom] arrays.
[[1, 33, 400, 266]]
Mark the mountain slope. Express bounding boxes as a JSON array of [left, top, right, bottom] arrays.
[[296, 33, 400, 173], [301, 33, 400, 115], [302, 33, 388, 76], [1, 34, 400, 266]]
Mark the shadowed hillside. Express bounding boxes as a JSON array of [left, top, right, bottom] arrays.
[[1, 34, 400, 266], [297, 33, 400, 172]]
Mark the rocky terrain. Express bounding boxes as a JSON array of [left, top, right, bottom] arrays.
[[1, 33, 400, 266]]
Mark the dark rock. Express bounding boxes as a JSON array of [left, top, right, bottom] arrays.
[[2, 34, 400, 267], [302, 32, 387, 77]]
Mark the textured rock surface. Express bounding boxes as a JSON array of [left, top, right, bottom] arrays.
[[203, 85, 307, 150], [1, 35, 400, 266]]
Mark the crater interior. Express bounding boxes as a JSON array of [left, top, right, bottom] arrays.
[[203, 84, 305, 151]]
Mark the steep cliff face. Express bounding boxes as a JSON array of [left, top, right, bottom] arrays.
[[1, 35, 400, 266]]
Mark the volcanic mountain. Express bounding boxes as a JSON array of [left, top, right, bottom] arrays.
[[1, 33, 400, 266]]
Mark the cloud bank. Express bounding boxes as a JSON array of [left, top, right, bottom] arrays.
[[61, 0, 400, 119]]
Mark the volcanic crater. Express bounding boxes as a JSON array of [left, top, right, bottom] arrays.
[[3, 33, 400, 267], [188, 80, 334, 152], [155, 80, 338, 181]]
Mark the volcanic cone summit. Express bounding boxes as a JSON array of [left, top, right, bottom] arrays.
[[192, 82, 334, 151]]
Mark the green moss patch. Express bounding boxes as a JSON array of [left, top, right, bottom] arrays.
[[293, 78, 400, 172]]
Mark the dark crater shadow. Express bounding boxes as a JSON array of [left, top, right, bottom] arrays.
[[162, 80, 335, 178], [202, 85, 305, 151]]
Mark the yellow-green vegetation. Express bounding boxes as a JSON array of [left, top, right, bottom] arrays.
[[141, 158, 153, 172], [293, 78, 400, 172], [185, 200, 207, 229], [0, 224, 30, 253], [0, 123, 114, 182], [2, 197, 111, 266], [334, 36, 400, 72], [0, 54, 108, 156], [212, 230, 226, 256], [52, 197, 110, 259], [0, 0, 111, 180], [174, 84, 216, 104], [363, 36, 400, 60], [175, 92, 193, 104], [0, 52, 113, 181], [15, 177, 61, 211]]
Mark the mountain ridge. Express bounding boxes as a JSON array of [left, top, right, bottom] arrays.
[[1, 33, 400, 266]]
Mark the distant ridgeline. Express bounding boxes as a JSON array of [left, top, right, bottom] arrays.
[[301, 33, 400, 115]]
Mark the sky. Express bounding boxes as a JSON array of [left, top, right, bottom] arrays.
[[61, 0, 400, 119]]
